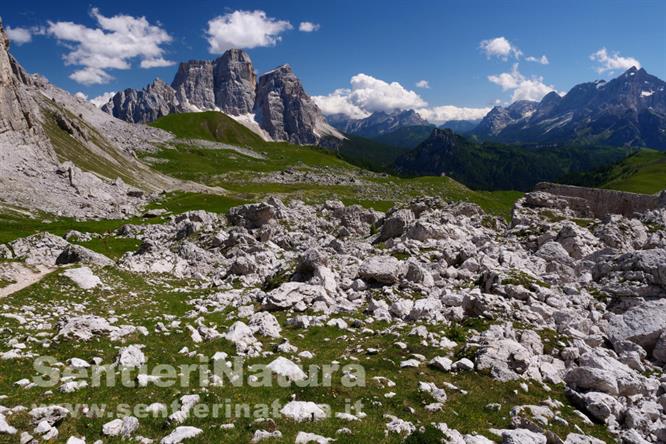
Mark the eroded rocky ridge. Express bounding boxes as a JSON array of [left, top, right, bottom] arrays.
[[0, 21, 212, 218], [102, 50, 342, 145]]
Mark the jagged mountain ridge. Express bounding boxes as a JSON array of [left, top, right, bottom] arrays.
[[473, 100, 538, 138], [472, 67, 666, 148], [102, 51, 342, 145], [331, 109, 432, 138]]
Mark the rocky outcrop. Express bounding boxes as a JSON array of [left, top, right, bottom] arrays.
[[254, 64, 335, 145], [213, 49, 256, 115], [102, 51, 342, 145], [102, 79, 181, 124], [171, 61, 215, 110]]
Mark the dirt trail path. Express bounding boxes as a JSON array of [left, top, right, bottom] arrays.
[[0, 264, 53, 298]]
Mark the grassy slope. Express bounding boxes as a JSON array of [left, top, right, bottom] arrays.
[[331, 135, 412, 171], [562, 148, 666, 194], [600, 149, 666, 193], [372, 125, 434, 149], [147, 112, 520, 217], [0, 111, 520, 246]]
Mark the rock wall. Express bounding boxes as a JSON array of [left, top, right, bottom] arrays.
[[534, 182, 666, 218]]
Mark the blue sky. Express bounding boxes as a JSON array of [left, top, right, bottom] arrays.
[[4, 0, 665, 122]]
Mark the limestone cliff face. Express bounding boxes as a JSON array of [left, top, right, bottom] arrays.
[[171, 60, 215, 110], [102, 79, 181, 124], [254, 65, 330, 145], [0, 19, 40, 136], [213, 49, 256, 115], [101, 50, 341, 145]]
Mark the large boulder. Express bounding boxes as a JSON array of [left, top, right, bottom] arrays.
[[358, 256, 403, 285], [54, 315, 115, 341], [56, 244, 114, 266], [593, 248, 666, 297], [228, 203, 276, 229], [377, 209, 414, 241], [263, 282, 328, 311], [607, 300, 666, 358]]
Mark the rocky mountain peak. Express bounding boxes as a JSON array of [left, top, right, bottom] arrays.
[[254, 63, 330, 145], [332, 108, 431, 138], [0, 17, 39, 135], [212, 49, 256, 115], [171, 59, 215, 110], [102, 78, 179, 123], [472, 67, 666, 148], [102, 50, 337, 145], [0, 18, 8, 50]]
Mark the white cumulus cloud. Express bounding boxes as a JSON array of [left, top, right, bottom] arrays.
[[415, 80, 430, 89], [47, 8, 174, 85], [313, 73, 426, 118], [416, 106, 491, 124], [480, 36, 521, 60], [480, 36, 551, 67], [298, 21, 320, 32], [90, 91, 117, 107], [313, 88, 370, 119], [525, 55, 549, 65], [488, 64, 558, 102], [69, 67, 114, 85], [6, 26, 32, 45], [590, 48, 640, 74], [206, 10, 292, 53], [313, 73, 489, 124]]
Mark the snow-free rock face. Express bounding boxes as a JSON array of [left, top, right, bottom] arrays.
[[102, 50, 342, 145], [169, 50, 257, 115], [213, 49, 256, 115], [102, 79, 181, 124], [171, 60, 215, 110], [0, 19, 40, 137], [254, 64, 335, 145]]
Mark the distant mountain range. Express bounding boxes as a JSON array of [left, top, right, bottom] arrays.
[[330, 109, 432, 138], [101, 50, 343, 145], [329, 67, 666, 151], [471, 67, 666, 149], [329, 109, 479, 149]]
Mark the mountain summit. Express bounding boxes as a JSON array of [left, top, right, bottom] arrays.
[[332, 109, 431, 138], [102, 51, 342, 145], [473, 67, 666, 148]]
